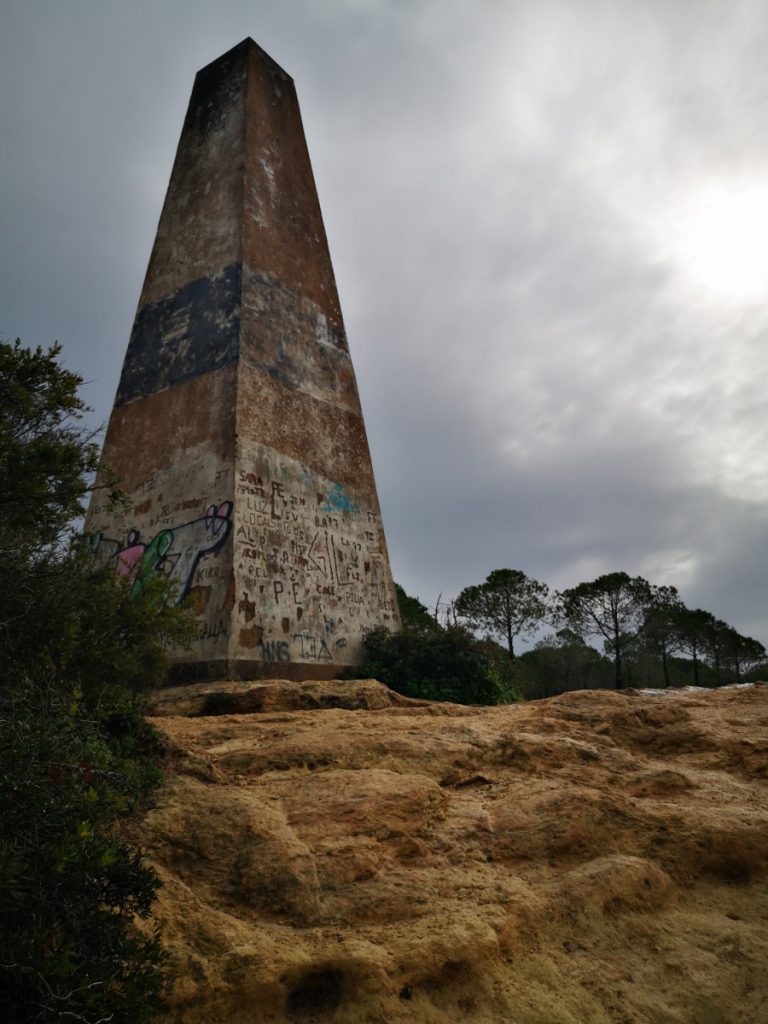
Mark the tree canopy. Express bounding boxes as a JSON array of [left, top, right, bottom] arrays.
[[558, 572, 653, 689], [640, 584, 684, 688], [0, 340, 101, 552], [394, 582, 439, 634], [454, 569, 550, 659]]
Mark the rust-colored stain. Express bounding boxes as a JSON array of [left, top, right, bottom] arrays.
[[188, 586, 212, 613], [236, 361, 374, 488], [97, 366, 236, 493], [239, 625, 264, 649], [139, 49, 245, 307], [243, 49, 343, 334], [238, 593, 256, 622]]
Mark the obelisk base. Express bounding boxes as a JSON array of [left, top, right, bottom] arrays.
[[167, 659, 348, 685]]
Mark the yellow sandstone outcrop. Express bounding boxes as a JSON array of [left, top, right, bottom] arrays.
[[139, 681, 768, 1023]]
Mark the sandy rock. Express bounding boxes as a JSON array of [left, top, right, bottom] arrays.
[[148, 678, 423, 717], [138, 682, 768, 1023], [558, 854, 677, 917]]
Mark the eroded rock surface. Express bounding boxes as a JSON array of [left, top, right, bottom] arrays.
[[140, 683, 768, 1023], [148, 679, 425, 718]]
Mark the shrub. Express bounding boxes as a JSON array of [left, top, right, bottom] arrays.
[[0, 340, 192, 1022], [0, 681, 168, 1023], [357, 624, 512, 705]]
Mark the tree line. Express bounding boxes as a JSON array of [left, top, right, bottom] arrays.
[[359, 568, 766, 704], [441, 568, 766, 697]]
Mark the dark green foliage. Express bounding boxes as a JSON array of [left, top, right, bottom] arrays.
[[720, 628, 766, 684], [474, 637, 523, 699], [0, 340, 192, 1022], [358, 624, 514, 705], [671, 606, 714, 687], [672, 609, 765, 687], [454, 568, 549, 659], [394, 583, 439, 634], [701, 615, 733, 687], [621, 650, 718, 689], [665, 654, 717, 688], [558, 572, 653, 689], [0, 340, 104, 552], [0, 552, 192, 700], [0, 684, 167, 1024], [0, 341, 192, 695], [518, 629, 613, 699], [641, 585, 684, 687], [376, 576, 766, 703], [745, 661, 768, 682]]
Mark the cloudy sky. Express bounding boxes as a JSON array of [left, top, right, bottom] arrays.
[[2, 0, 768, 643]]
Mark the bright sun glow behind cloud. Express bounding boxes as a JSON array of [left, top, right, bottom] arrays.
[[669, 180, 768, 304]]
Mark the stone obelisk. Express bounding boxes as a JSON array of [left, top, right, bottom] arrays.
[[86, 39, 400, 680]]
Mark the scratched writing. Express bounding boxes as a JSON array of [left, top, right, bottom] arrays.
[[233, 459, 396, 664]]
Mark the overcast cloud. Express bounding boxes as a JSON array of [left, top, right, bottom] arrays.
[[2, 0, 767, 643]]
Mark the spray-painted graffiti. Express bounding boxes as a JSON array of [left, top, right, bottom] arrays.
[[320, 482, 360, 515], [86, 501, 233, 603]]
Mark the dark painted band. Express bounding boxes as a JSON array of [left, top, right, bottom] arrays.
[[115, 262, 350, 406], [116, 262, 242, 405]]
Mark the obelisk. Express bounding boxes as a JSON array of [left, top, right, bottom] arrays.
[[86, 39, 400, 680]]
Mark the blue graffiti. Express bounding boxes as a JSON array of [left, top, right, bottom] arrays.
[[320, 483, 360, 514]]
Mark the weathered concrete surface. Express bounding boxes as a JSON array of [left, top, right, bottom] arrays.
[[138, 684, 768, 1023], [86, 39, 399, 678]]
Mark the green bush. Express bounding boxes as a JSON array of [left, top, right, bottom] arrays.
[[357, 624, 513, 705], [0, 682, 168, 1024], [0, 340, 193, 1022]]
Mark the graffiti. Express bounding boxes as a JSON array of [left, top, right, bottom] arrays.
[[86, 501, 233, 604], [292, 632, 333, 660], [231, 440, 399, 668], [320, 482, 360, 515], [235, 464, 394, 648], [197, 617, 229, 641], [262, 639, 290, 662]]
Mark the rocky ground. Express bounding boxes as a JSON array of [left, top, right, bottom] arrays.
[[138, 680, 768, 1023]]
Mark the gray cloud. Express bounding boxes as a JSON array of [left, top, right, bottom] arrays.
[[2, 0, 767, 644]]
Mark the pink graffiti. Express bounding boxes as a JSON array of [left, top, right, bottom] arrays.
[[115, 530, 145, 579], [86, 500, 233, 603]]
